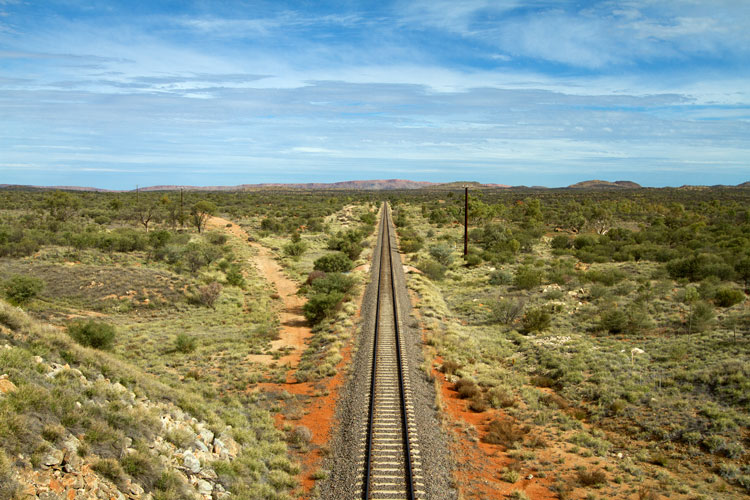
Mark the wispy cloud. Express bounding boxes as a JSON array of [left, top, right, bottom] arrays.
[[0, 0, 747, 188]]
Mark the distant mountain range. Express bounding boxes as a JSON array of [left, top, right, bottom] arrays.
[[1, 179, 748, 192], [567, 180, 642, 189]]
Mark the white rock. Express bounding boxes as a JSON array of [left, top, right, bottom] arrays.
[[193, 440, 209, 453], [183, 452, 201, 474], [42, 449, 64, 467], [199, 428, 214, 444], [196, 480, 212, 495]]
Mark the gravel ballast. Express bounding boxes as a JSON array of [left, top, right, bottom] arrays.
[[321, 204, 456, 500]]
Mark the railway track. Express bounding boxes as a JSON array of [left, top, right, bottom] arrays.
[[358, 204, 425, 500]]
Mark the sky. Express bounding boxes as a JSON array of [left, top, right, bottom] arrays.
[[1, 0, 749, 189]]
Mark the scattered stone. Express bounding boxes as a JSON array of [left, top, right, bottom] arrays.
[[129, 481, 145, 496], [192, 440, 209, 453], [198, 428, 214, 444], [196, 479, 212, 495], [183, 452, 201, 474], [0, 374, 17, 394], [42, 449, 64, 468]]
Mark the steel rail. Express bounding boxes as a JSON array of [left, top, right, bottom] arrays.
[[361, 203, 417, 500]]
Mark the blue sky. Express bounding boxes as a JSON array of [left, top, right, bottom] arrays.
[[1, 0, 748, 189]]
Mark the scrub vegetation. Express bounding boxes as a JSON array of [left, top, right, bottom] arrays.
[[391, 186, 750, 499], [1, 185, 748, 499], [0, 188, 376, 498]]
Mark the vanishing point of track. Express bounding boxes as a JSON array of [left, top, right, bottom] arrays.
[[359, 204, 425, 500]]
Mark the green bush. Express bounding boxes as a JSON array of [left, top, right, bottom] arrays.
[[714, 287, 745, 307], [313, 252, 353, 273], [68, 320, 116, 349], [688, 301, 716, 333], [464, 253, 482, 267], [514, 266, 543, 290], [599, 307, 627, 334], [418, 259, 446, 281], [2, 275, 44, 305], [488, 270, 513, 285], [551, 235, 572, 249], [428, 244, 454, 266], [303, 291, 344, 325], [522, 307, 551, 333], [283, 241, 307, 257], [310, 273, 355, 295], [174, 334, 196, 353]]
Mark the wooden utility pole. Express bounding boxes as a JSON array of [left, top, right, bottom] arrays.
[[179, 188, 184, 229], [464, 186, 468, 257]]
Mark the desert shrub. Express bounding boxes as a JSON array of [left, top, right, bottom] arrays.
[[502, 468, 520, 483], [440, 360, 461, 376], [522, 307, 551, 333], [398, 227, 424, 253], [121, 449, 162, 490], [487, 387, 516, 408], [174, 334, 196, 353], [488, 270, 513, 285], [551, 235, 572, 250], [455, 379, 480, 399], [667, 253, 734, 282], [225, 266, 245, 288], [400, 238, 423, 253], [283, 241, 307, 257], [483, 419, 527, 447], [2, 275, 44, 305], [468, 396, 488, 412], [489, 298, 525, 325], [573, 235, 597, 249], [288, 425, 312, 449], [514, 266, 543, 290], [428, 244, 454, 266], [310, 273, 355, 296], [196, 282, 222, 308], [577, 468, 607, 487], [714, 287, 745, 307], [204, 232, 226, 246], [313, 252, 353, 273], [360, 212, 376, 225], [68, 320, 116, 349], [303, 291, 344, 325], [464, 253, 482, 267], [625, 302, 653, 333], [584, 267, 625, 286], [688, 301, 716, 333], [418, 259, 446, 281], [599, 307, 627, 334], [92, 458, 125, 488]]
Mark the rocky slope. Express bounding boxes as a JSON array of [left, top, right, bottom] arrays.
[[0, 301, 295, 500]]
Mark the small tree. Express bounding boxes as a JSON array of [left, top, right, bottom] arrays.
[[3, 275, 44, 305], [133, 201, 158, 232], [68, 320, 116, 349], [197, 282, 222, 308], [313, 252, 353, 273], [42, 190, 80, 221], [190, 201, 216, 233]]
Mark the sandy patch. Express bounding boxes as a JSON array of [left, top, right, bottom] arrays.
[[206, 216, 311, 370]]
